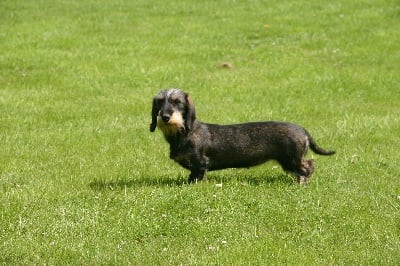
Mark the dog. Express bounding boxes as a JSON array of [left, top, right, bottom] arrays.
[[150, 89, 335, 184]]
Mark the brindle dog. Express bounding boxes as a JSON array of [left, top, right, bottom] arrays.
[[150, 89, 335, 184]]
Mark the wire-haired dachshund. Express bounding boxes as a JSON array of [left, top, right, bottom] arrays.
[[150, 89, 335, 184]]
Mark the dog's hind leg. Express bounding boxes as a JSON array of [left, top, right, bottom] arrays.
[[279, 156, 315, 184], [296, 159, 315, 184]]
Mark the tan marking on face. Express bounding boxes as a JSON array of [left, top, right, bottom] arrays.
[[157, 111, 185, 136]]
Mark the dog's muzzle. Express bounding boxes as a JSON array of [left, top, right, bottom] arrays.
[[161, 115, 170, 123]]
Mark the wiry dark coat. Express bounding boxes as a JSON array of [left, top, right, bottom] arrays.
[[150, 89, 335, 184]]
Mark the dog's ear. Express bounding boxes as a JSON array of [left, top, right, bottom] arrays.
[[150, 97, 159, 132], [184, 94, 196, 131]]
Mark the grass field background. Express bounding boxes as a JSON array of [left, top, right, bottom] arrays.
[[1, 0, 399, 264]]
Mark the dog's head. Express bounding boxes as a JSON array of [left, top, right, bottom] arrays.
[[150, 89, 196, 136]]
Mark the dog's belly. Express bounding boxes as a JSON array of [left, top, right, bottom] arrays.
[[208, 161, 268, 171], [206, 151, 271, 170]]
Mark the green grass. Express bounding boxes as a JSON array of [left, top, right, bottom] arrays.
[[1, 0, 399, 264]]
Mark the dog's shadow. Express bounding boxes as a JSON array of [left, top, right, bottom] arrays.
[[89, 173, 294, 191], [89, 175, 187, 191], [213, 172, 295, 186]]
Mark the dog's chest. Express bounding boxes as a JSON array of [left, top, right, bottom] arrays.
[[172, 153, 191, 169], [169, 141, 195, 169]]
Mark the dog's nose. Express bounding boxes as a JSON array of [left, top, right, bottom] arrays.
[[161, 115, 170, 123]]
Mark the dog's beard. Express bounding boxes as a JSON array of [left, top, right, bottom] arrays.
[[157, 111, 185, 136]]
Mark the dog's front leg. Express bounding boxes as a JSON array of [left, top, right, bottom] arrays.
[[189, 169, 206, 183], [188, 155, 208, 183]]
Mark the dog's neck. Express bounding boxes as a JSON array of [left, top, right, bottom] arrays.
[[161, 119, 200, 147]]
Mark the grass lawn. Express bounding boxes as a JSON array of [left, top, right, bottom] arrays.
[[1, 0, 399, 264]]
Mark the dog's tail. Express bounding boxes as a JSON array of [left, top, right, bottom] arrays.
[[307, 133, 335, 156]]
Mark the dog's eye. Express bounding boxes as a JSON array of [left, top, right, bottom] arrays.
[[172, 99, 181, 104]]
